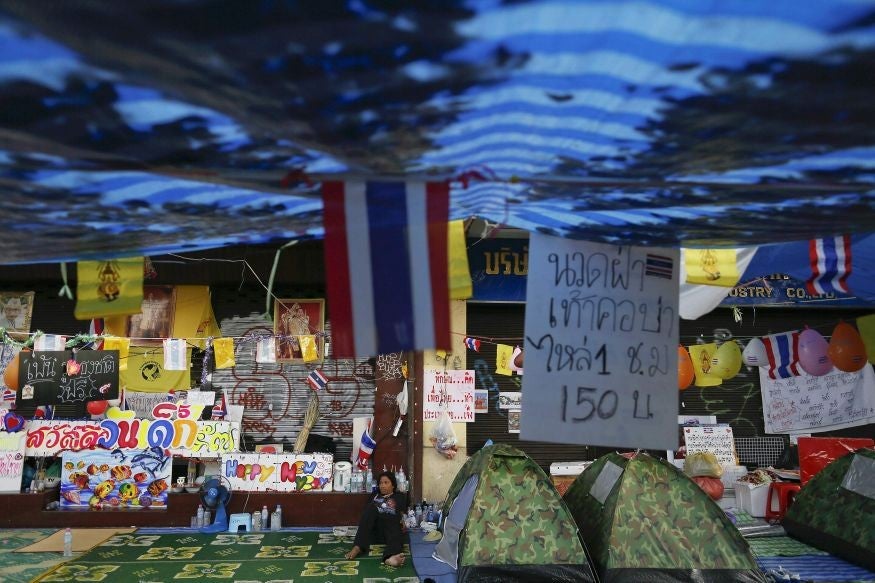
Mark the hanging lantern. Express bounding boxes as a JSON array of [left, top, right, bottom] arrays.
[[742, 338, 768, 367], [678, 346, 694, 390], [798, 327, 833, 376], [711, 340, 742, 380]]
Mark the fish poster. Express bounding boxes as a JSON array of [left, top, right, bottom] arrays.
[[60, 448, 171, 509]]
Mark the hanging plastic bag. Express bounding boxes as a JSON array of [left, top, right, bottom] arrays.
[[429, 410, 458, 459]]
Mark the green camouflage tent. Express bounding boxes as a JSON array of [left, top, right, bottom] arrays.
[[563, 451, 767, 582], [433, 443, 597, 582], [783, 447, 875, 571]]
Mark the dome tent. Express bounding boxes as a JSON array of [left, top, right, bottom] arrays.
[[433, 443, 596, 582], [563, 451, 766, 582], [783, 447, 875, 571]]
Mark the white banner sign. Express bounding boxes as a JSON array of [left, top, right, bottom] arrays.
[[683, 425, 737, 466], [221, 452, 333, 492], [760, 364, 875, 433], [521, 233, 679, 449], [0, 432, 25, 493], [423, 369, 475, 422]]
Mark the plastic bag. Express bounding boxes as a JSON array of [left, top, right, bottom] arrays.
[[429, 411, 458, 459], [683, 451, 723, 478]]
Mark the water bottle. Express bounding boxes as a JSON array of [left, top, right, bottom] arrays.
[[406, 508, 416, 529], [252, 511, 261, 531], [270, 510, 280, 531], [414, 504, 422, 526], [261, 505, 269, 529], [275, 505, 282, 529], [397, 467, 407, 493], [63, 528, 73, 557], [196, 504, 205, 527], [203, 509, 211, 526]]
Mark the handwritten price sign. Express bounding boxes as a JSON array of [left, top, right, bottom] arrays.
[[520, 233, 679, 449]]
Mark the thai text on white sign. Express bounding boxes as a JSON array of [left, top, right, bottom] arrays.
[[423, 369, 475, 422]]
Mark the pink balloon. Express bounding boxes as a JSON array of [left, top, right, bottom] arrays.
[[798, 327, 832, 376]]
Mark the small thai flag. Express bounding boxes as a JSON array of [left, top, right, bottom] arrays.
[[356, 428, 377, 470], [762, 331, 802, 379], [464, 337, 481, 352], [645, 253, 674, 279], [807, 235, 852, 295], [322, 181, 451, 358], [211, 393, 227, 420], [307, 369, 328, 391]]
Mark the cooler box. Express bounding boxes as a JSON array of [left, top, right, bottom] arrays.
[[735, 481, 769, 517], [550, 461, 591, 496]]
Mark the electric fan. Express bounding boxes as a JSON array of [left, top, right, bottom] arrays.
[[198, 475, 232, 533]]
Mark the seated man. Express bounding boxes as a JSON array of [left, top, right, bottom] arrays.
[[345, 471, 407, 567]]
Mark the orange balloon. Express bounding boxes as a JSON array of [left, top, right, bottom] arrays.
[[678, 346, 694, 390], [828, 321, 868, 372], [3, 350, 25, 392]]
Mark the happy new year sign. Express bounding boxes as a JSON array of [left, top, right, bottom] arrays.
[[221, 453, 333, 492]]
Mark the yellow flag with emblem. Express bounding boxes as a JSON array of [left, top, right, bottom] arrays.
[[121, 347, 190, 393], [684, 249, 740, 287], [688, 343, 723, 387], [495, 343, 513, 376], [75, 258, 144, 320], [212, 337, 236, 369], [448, 220, 473, 300], [298, 335, 319, 362]]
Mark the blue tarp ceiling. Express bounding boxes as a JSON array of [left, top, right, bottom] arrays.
[[1, 1, 874, 264]]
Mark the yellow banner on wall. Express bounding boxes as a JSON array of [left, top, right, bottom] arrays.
[[75, 258, 144, 320], [684, 249, 740, 287], [495, 343, 513, 376], [448, 220, 473, 300], [121, 347, 191, 393]]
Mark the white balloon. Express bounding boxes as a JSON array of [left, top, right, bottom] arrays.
[[742, 337, 768, 367]]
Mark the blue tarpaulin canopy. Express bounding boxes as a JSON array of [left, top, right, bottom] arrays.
[[1, 0, 874, 264]]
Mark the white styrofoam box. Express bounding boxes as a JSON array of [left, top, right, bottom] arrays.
[[721, 465, 748, 490], [735, 481, 769, 518], [717, 492, 736, 510], [550, 461, 592, 476]]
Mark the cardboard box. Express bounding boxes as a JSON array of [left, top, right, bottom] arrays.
[[551, 475, 577, 496], [549, 461, 591, 476], [735, 481, 769, 518]]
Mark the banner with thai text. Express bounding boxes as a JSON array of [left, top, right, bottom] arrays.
[[423, 369, 475, 422], [221, 452, 333, 492]]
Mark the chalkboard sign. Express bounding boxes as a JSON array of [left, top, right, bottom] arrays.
[[16, 350, 119, 405]]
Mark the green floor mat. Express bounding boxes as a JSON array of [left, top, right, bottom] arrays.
[[749, 536, 829, 557], [0, 529, 73, 583], [33, 531, 418, 582]]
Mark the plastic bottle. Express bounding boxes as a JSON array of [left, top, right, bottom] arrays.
[[196, 504, 205, 527], [203, 509, 211, 526], [414, 504, 422, 526], [252, 511, 261, 531], [275, 504, 282, 529], [63, 528, 73, 557], [406, 508, 416, 529], [397, 467, 407, 493], [261, 505, 269, 528], [270, 510, 280, 531]]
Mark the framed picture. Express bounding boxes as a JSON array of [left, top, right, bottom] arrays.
[[274, 298, 325, 363], [127, 285, 176, 344], [0, 291, 35, 338]]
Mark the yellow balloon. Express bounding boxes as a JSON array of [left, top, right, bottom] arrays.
[[711, 340, 742, 380]]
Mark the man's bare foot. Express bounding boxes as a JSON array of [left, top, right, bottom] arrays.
[[344, 545, 361, 560], [384, 553, 405, 567]]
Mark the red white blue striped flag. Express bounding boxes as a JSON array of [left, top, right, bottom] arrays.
[[322, 181, 451, 358], [356, 427, 377, 470], [762, 331, 802, 379], [307, 368, 328, 391], [807, 235, 851, 296]]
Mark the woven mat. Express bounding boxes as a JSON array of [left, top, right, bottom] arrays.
[[14, 528, 135, 553], [0, 529, 71, 583], [33, 531, 417, 582]]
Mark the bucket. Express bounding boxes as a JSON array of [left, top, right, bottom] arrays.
[[333, 462, 352, 493]]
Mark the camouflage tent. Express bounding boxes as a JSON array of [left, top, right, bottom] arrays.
[[434, 443, 596, 582], [563, 452, 767, 583], [783, 447, 875, 571]]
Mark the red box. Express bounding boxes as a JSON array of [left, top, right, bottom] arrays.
[[797, 437, 874, 485]]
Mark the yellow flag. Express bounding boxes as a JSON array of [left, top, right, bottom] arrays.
[[688, 343, 723, 387], [298, 335, 319, 362], [448, 220, 473, 300], [174, 286, 219, 349], [121, 347, 190, 393], [103, 337, 131, 371], [684, 249, 740, 287], [495, 343, 513, 376], [212, 338, 236, 369], [75, 258, 144, 320]]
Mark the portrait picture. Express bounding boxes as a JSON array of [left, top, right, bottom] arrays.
[[0, 292, 35, 337], [508, 409, 521, 434], [274, 298, 325, 363], [474, 389, 489, 413], [127, 286, 176, 344]]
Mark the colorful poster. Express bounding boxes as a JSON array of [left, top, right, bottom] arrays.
[[0, 431, 25, 493], [423, 369, 475, 422], [221, 453, 333, 492], [521, 233, 679, 450], [60, 448, 171, 509]]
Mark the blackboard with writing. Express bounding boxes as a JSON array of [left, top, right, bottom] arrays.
[[16, 350, 119, 405]]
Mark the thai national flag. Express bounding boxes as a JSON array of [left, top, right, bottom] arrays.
[[356, 428, 377, 470], [307, 369, 328, 391], [807, 235, 852, 296], [464, 337, 481, 352], [322, 181, 451, 358], [761, 331, 802, 379]]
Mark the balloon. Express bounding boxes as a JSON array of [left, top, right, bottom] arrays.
[[3, 350, 23, 391], [798, 327, 833, 376], [711, 340, 742, 380], [742, 338, 768, 367], [86, 400, 109, 416], [828, 321, 868, 372], [678, 346, 694, 390]]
